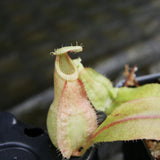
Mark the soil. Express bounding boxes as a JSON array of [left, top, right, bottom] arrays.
[[145, 140, 160, 160]]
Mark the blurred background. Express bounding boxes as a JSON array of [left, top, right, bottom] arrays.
[[1, 0, 160, 159], [1, 0, 160, 125], [1, 0, 160, 126]]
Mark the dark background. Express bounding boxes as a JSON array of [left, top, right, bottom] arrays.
[[1, 0, 160, 128]]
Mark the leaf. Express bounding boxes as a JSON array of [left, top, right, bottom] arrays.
[[106, 83, 160, 114], [82, 97, 160, 151], [116, 84, 160, 103]]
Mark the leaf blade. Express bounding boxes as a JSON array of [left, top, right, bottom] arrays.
[[106, 83, 160, 114], [92, 97, 160, 143]]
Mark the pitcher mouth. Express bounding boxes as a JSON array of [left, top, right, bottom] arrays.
[[55, 54, 79, 81]]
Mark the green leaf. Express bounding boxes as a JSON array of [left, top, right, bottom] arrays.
[[87, 97, 160, 148], [106, 83, 160, 114]]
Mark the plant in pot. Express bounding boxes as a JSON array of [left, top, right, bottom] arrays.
[[46, 45, 160, 160]]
